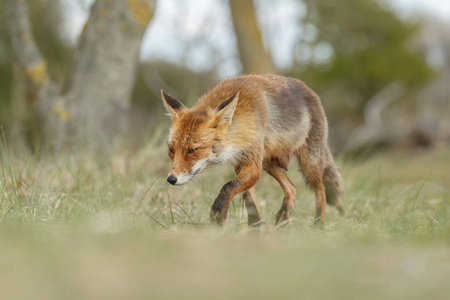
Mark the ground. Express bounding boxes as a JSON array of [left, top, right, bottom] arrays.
[[1, 138, 449, 299]]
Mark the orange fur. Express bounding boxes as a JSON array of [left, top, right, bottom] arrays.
[[162, 74, 344, 226]]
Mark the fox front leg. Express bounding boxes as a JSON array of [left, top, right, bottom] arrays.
[[210, 165, 262, 225]]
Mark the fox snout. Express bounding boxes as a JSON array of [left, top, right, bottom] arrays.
[[167, 175, 177, 185], [166, 172, 193, 186], [167, 157, 210, 186]]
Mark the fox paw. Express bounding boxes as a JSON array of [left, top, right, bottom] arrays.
[[248, 214, 262, 227], [210, 208, 228, 225], [275, 208, 290, 226], [314, 218, 325, 229]]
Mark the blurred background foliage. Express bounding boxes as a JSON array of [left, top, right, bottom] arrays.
[[0, 0, 449, 156], [295, 0, 433, 118]]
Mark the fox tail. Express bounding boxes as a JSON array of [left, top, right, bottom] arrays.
[[323, 151, 344, 215]]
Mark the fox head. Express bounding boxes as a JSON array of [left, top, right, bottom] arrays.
[[161, 90, 239, 185]]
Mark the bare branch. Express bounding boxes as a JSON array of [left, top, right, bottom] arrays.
[[344, 82, 406, 154]]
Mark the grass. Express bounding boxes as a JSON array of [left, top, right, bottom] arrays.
[[1, 137, 450, 299]]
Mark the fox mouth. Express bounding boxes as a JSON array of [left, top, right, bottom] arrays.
[[191, 168, 202, 177], [174, 181, 189, 186], [173, 170, 198, 186], [169, 158, 209, 186], [174, 168, 204, 186], [173, 174, 192, 186]]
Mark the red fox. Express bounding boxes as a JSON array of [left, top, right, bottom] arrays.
[[162, 74, 344, 227]]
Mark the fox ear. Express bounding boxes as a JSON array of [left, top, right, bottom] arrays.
[[216, 92, 239, 123], [161, 90, 185, 120]]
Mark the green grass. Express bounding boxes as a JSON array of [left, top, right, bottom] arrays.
[[1, 139, 450, 299]]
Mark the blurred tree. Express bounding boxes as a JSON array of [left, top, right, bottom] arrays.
[[293, 0, 433, 120], [0, 0, 71, 147], [7, 0, 156, 152], [229, 0, 278, 74]]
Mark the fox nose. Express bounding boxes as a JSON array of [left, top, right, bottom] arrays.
[[167, 175, 177, 185]]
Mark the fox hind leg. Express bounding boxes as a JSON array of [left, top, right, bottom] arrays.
[[264, 163, 297, 225], [296, 146, 327, 227], [242, 186, 262, 226]]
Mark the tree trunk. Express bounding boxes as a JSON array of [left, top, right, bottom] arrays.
[[7, 0, 156, 152], [7, 0, 61, 147], [229, 0, 277, 74]]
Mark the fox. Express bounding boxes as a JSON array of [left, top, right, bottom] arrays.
[[161, 74, 344, 227]]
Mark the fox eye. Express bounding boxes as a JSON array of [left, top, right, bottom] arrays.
[[187, 148, 198, 155], [169, 147, 174, 154]]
